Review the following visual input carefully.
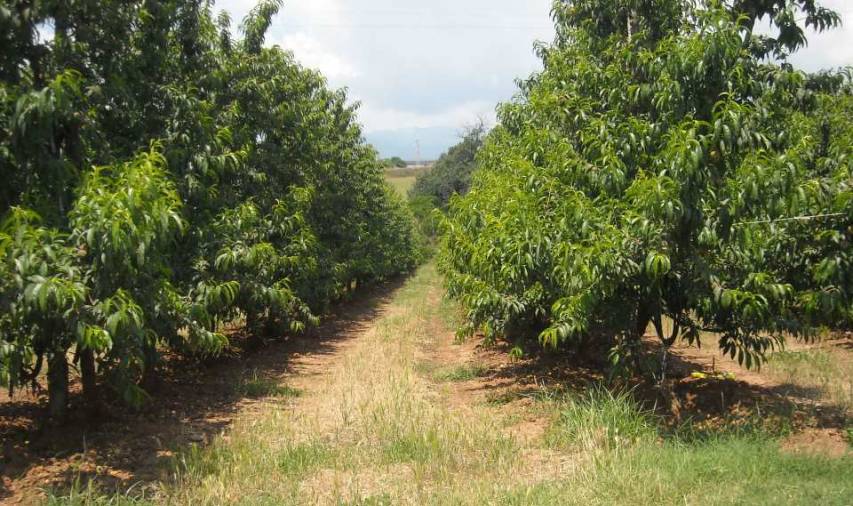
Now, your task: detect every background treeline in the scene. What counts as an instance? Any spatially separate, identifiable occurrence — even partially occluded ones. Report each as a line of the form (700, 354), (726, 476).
(409, 123), (486, 209)
(407, 123), (486, 239)
(440, 0), (852, 375)
(381, 156), (408, 169)
(0, 0), (420, 421)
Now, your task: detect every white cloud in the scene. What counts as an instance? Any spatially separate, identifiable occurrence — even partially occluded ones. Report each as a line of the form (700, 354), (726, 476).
(273, 32), (360, 80)
(254, 0), (554, 134)
(357, 100), (496, 133)
(216, 0), (852, 156)
(757, 0), (853, 71)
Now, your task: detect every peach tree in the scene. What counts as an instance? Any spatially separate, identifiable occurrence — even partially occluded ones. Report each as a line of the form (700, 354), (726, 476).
(440, 0), (851, 374)
(0, 0), (420, 422)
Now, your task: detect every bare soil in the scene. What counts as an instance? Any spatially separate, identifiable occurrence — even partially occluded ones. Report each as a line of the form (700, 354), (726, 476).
(422, 327), (851, 454)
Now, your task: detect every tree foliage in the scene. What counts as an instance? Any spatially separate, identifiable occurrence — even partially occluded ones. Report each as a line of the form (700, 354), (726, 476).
(410, 123), (487, 208)
(381, 156), (408, 169)
(440, 0), (852, 374)
(0, 0), (420, 420)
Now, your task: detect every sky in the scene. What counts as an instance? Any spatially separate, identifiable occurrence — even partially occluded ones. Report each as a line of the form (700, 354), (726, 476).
(217, 0), (853, 160)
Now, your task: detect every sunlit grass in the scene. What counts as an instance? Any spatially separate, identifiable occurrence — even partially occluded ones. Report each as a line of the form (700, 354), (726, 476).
(385, 175), (417, 197)
(154, 263), (521, 504)
(525, 383), (853, 505)
(238, 370), (302, 399)
(765, 348), (852, 413)
(432, 363), (488, 382)
(545, 386), (658, 452)
(495, 436), (853, 505)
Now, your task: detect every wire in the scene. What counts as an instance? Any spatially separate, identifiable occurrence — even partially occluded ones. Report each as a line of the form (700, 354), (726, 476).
(734, 213), (847, 226)
(260, 5), (552, 18)
(272, 8), (853, 31)
(279, 23), (553, 31)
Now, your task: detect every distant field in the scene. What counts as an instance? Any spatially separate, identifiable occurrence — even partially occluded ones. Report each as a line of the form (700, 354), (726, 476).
(384, 165), (431, 178)
(387, 175), (417, 197)
(385, 165), (430, 197)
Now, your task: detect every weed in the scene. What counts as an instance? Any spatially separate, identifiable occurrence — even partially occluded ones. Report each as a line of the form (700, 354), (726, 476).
(342, 494), (393, 506)
(382, 429), (446, 465)
(278, 442), (335, 476)
(239, 371), (302, 399)
(499, 436), (853, 505)
(545, 385), (657, 451)
(433, 363), (487, 382)
(45, 479), (154, 505)
(485, 391), (522, 405)
(170, 439), (239, 490)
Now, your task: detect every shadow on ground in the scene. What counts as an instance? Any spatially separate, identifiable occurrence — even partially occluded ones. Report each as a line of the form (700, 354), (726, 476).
(448, 333), (850, 438)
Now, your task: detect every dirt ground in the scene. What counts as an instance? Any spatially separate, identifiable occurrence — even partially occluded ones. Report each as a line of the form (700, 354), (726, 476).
(423, 328), (852, 459)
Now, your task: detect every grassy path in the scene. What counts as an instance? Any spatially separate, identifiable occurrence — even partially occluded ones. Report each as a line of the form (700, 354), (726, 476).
(157, 263), (569, 504)
(57, 262), (852, 505)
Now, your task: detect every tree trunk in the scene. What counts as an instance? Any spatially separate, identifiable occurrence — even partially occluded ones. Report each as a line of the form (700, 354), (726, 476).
(140, 343), (159, 393)
(631, 301), (651, 372)
(246, 312), (264, 349)
(80, 348), (99, 418)
(47, 351), (69, 424)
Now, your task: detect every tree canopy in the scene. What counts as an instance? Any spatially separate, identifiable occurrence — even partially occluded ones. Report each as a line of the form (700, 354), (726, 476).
(0, 0), (420, 421)
(382, 156), (408, 169)
(440, 0), (852, 374)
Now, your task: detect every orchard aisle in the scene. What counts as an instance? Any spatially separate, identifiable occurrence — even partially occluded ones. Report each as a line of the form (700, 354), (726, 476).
(164, 262), (567, 505)
(51, 262), (853, 505)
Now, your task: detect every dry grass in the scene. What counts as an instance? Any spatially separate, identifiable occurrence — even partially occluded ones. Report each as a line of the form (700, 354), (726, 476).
(156, 264), (563, 505)
(383, 167), (431, 179)
(765, 345), (853, 414)
(385, 175), (417, 197)
(384, 165), (431, 198)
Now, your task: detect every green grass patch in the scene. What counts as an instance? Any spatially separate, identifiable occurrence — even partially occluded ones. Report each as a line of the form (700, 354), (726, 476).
(385, 175), (417, 197)
(238, 371), (302, 399)
(175, 439), (236, 482)
(45, 480), (154, 506)
(499, 436), (853, 505)
(382, 428), (447, 465)
(526, 383), (852, 505)
(438, 295), (465, 330)
(545, 385), (658, 451)
(607, 437), (853, 505)
(433, 363), (488, 382)
(278, 441), (335, 476)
